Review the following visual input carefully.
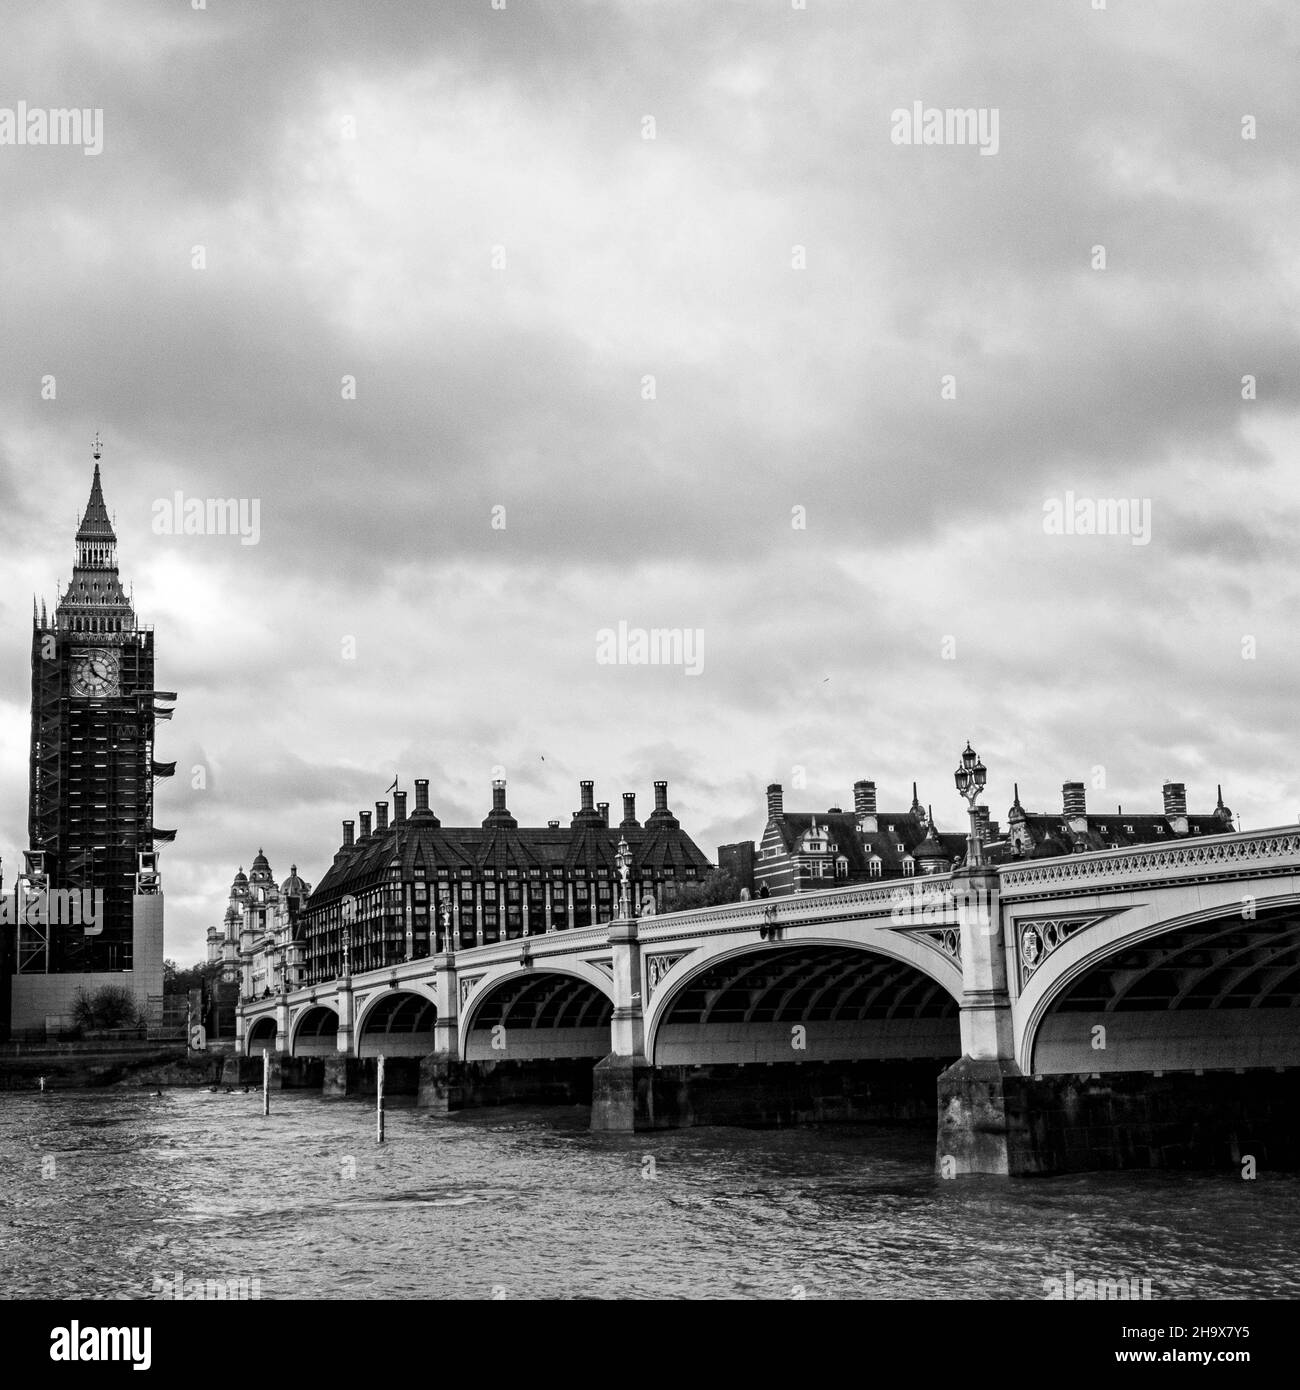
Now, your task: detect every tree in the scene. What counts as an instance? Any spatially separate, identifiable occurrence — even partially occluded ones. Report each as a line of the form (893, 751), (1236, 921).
(661, 868), (743, 912)
(164, 959), (223, 996)
(72, 985), (139, 1029)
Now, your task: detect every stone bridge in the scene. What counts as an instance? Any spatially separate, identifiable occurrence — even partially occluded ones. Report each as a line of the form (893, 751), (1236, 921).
(236, 826), (1300, 1175)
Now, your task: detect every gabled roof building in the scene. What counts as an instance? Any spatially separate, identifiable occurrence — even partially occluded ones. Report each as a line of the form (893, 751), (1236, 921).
(1001, 780), (1235, 858)
(720, 775), (1238, 898)
(297, 777), (711, 983)
(727, 780), (969, 899)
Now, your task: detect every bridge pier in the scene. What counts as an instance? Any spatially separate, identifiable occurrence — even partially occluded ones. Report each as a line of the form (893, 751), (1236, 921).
(417, 1055), (466, 1112)
(590, 918), (649, 1132)
(591, 1057), (655, 1131)
(322, 1056), (363, 1097)
(939, 866), (1027, 1175)
(940, 1065), (1300, 1175)
(417, 952), (462, 1112)
(936, 1058), (1028, 1175)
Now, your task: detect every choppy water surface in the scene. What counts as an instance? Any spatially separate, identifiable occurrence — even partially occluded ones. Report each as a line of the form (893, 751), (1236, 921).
(1, 1090), (1296, 1299)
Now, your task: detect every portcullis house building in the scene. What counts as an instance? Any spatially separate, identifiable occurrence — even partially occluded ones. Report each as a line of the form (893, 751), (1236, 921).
(292, 777), (711, 985)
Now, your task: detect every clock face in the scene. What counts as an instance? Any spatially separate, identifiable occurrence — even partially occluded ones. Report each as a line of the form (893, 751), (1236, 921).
(71, 648), (121, 698)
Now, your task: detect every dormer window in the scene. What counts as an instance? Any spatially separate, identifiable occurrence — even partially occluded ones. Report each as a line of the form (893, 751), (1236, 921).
(868, 855), (882, 879)
(902, 856), (915, 877)
(835, 856), (848, 878)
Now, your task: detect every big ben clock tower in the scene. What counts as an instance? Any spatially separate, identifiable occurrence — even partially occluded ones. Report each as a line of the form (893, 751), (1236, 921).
(22, 437), (175, 995)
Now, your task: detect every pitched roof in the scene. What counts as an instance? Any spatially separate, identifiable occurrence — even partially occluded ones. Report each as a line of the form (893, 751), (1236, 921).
(999, 809), (1232, 859)
(76, 464), (116, 540)
(308, 817), (711, 907)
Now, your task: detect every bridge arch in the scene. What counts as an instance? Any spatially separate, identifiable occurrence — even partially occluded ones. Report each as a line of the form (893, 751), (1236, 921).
(459, 964), (614, 1063)
(643, 935), (962, 1067)
(290, 1004), (339, 1057)
(355, 988), (437, 1058)
(245, 1014), (278, 1056)
(1020, 891), (1300, 1074)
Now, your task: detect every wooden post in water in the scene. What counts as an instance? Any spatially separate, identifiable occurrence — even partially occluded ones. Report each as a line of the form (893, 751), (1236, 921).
(376, 1054), (385, 1144)
(262, 1048), (270, 1116)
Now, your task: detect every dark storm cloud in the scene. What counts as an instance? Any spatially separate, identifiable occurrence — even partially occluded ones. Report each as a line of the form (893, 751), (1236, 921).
(2, 0), (1299, 959)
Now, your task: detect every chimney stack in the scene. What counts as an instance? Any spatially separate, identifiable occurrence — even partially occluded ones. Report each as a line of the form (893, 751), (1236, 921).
(492, 779), (507, 813)
(621, 792), (638, 828)
(653, 781), (669, 814)
(597, 800), (609, 826)
(853, 780), (876, 815)
(393, 790), (407, 823)
(342, 819), (355, 848)
(414, 779), (430, 814)
(376, 801), (389, 832)
(1163, 781), (1188, 834)
(358, 810), (372, 839)
(1062, 781), (1087, 833)
(580, 780), (595, 813)
(767, 783), (784, 820)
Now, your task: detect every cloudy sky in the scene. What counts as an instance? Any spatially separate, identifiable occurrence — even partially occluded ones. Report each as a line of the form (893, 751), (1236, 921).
(2, 0), (1298, 966)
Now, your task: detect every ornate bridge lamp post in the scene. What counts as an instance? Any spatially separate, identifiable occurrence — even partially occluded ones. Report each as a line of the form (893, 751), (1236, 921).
(615, 836), (634, 921)
(953, 741), (988, 867)
(438, 897), (453, 955)
(340, 893), (357, 980)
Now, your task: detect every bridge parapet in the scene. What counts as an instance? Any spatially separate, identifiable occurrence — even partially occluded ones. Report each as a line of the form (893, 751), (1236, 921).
(997, 827), (1300, 900)
(634, 875), (956, 939)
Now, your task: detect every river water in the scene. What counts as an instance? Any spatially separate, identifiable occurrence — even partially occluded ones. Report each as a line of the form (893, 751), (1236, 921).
(1, 1090), (1296, 1300)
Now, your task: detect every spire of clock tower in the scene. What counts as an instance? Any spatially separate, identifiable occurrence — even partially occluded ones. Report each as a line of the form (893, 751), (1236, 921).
(75, 436), (118, 570)
(57, 439), (133, 634)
